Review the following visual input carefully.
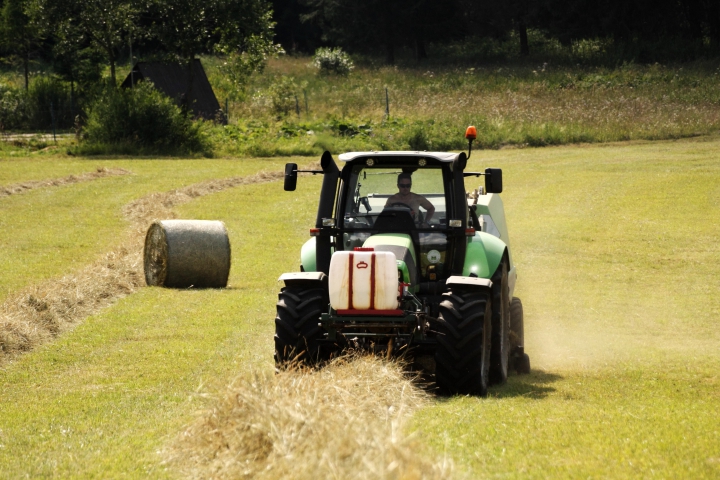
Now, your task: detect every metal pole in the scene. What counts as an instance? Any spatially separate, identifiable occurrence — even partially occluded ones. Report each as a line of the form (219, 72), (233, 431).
(225, 98), (229, 122)
(304, 90), (308, 115)
(295, 95), (300, 117)
(129, 31), (134, 87)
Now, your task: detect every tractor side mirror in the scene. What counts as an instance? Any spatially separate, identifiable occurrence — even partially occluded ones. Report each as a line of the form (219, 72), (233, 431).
(284, 163), (298, 191)
(485, 168), (503, 193)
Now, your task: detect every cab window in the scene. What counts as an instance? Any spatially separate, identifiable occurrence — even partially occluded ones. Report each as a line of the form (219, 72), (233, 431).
(343, 167), (446, 229)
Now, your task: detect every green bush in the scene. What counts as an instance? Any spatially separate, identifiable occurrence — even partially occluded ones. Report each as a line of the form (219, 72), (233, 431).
(268, 76), (299, 116)
(0, 84), (24, 130)
(312, 48), (354, 76)
(0, 77), (75, 131)
(26, 76), (75, 130)
(82, 83), (210, 155)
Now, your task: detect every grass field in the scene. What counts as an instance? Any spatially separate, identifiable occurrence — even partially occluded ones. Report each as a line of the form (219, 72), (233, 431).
(1, 137), (719, 477)
(3, 55), (720, 156)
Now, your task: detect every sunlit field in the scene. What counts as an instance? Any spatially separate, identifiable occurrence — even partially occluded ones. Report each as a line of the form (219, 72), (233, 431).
(0, 136), (719, 477)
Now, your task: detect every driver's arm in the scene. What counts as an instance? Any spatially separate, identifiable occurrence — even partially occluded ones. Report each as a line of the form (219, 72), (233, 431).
(418, 196), (435, 222)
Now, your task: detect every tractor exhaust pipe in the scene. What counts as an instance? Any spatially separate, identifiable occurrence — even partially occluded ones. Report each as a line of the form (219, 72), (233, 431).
(316, 151), (339, 274)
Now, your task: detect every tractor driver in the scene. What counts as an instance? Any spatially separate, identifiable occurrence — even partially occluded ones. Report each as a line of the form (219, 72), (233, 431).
(385, 173), (435, 225)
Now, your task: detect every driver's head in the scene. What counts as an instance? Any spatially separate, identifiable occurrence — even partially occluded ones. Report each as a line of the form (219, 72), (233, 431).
(397, 173), (412, 192)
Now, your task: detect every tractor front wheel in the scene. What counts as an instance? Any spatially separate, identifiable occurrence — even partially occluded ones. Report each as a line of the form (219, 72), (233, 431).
(274, 286), (327, 367)
(434, 289), (492, 396)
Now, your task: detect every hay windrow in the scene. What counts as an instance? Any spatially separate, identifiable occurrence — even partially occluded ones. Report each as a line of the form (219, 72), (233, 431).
(0, 167), (132, 198)
(0, 166), (300, 362)
(123, 169), (287, 230)
(168, 355), (453, 480)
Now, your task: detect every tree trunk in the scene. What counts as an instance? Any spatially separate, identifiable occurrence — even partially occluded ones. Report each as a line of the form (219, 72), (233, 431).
(518, 21), (529, 56)
(385, 41), (395, 65)
(708, 1), (720, 48)
(415, 34), (427, 61)
(23, 52), (29, 91)
(108, 47), (117, 87)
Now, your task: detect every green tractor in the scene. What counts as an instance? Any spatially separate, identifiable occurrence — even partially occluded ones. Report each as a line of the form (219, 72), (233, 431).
(276, 129), (529, 395)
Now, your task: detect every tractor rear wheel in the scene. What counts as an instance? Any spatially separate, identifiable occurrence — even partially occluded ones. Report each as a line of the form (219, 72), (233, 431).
(510, 296), (524, 350)
(489, 259), (510, 385)
(274, 286), (327, 367)
(516, 353), (531, 375)
(434, 289), (491, 396)
(509, 297), (530, 374)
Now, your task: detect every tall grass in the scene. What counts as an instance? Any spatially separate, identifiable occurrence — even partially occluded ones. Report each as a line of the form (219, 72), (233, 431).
(203, 56), (720, 156)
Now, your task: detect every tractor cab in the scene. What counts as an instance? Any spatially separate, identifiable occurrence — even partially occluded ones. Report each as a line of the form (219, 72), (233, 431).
(338, 154), (455, 290)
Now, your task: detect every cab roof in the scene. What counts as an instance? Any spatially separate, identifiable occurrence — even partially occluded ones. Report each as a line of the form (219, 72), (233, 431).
(338, 151), (460, 163)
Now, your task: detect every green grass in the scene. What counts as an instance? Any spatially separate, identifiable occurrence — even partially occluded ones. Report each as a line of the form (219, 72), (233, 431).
(1, 137), (719, 477)
(413, 136), (720, 477)
(0, 157), (287, 301)
(0, 178), (320, 477)
(200, 56), (720, 156)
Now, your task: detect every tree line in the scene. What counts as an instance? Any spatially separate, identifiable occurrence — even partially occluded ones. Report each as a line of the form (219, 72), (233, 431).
(2, 0), (719, 94)
(273, 0), (720, 63)
(0, 0), (275, 92)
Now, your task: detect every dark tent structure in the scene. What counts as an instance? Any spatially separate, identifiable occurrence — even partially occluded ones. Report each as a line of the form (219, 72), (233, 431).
(121, 59), (224, 122)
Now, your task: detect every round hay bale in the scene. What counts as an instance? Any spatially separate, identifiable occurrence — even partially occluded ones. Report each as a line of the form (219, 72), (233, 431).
(144, 220), (231, 288)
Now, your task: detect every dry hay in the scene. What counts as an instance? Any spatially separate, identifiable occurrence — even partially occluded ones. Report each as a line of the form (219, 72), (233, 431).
(168, 355), (453, 480)
(0, 167), (295, 362)
(0, 247), (143, 356)
(123, 170), (286, 229)
(0, 167), (132, 198)
(144, 220), (231, 288)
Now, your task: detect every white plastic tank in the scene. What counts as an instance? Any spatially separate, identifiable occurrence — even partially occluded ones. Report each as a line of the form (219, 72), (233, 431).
(329, 249), (398, 311)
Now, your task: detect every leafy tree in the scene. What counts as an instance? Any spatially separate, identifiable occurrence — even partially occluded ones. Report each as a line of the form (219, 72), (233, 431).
(146, 0), (276, 109)
(1, 0), (43, 89)
(272, 0), (322, 53)
(302, 0), (459, 64)
(31, 0), (137, 86)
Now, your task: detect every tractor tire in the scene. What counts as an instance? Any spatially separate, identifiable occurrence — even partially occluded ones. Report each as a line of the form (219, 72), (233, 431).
(274, 286), (327, 367)
(489, 259), (510, 385)
(510, 296), (524, 349)
(516, 353), (531, 375)
(509, 297), (530, 375)
(434, 288), (492, 396)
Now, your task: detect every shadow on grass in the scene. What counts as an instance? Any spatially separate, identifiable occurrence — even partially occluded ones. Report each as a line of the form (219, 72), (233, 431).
(488, 370), (563, 399)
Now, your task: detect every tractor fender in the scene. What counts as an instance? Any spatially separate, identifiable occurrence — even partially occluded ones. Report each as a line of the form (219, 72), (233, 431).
(447, 276), (493, 289)
(462, 232), (507, 280)
(301, 237), (317, 272)
(278, 271), (327, 289)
